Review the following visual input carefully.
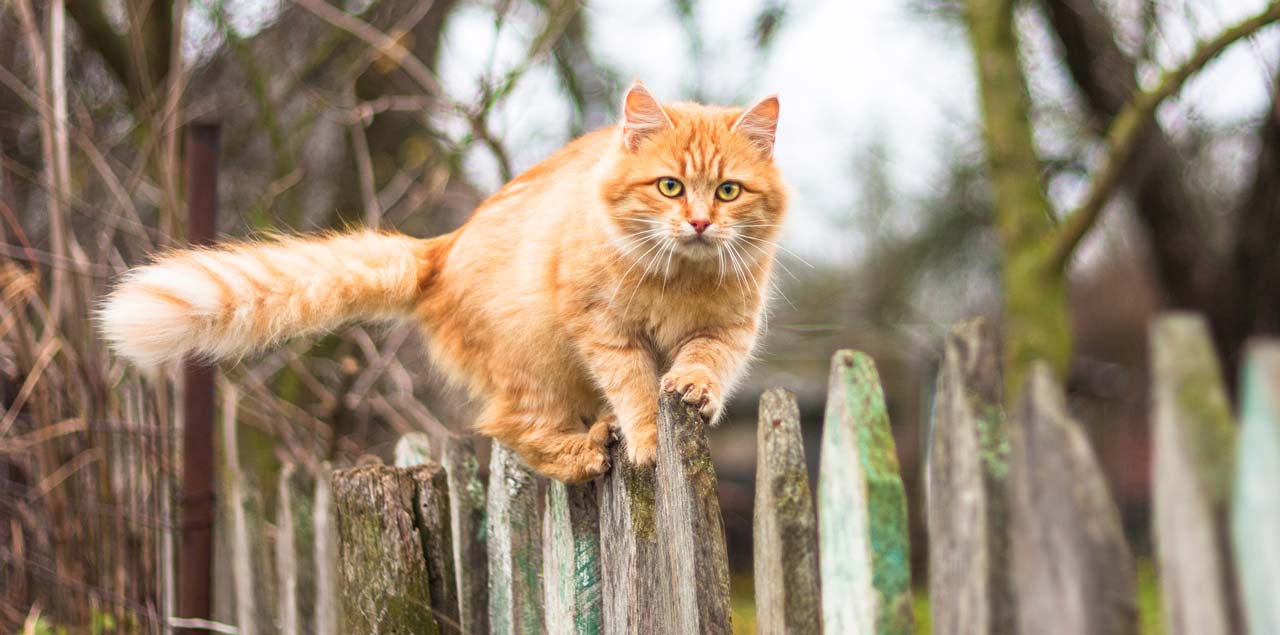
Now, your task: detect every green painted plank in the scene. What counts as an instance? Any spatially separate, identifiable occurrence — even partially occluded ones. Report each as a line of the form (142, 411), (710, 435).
(818, 350), (913, 635)
(927, 319), (1013, 635)
(1150, 314), (1240, 635)
(544, 481), (603, 635)
(487, 442), (544, 635)
(754, 388), (821, 634)
(1233, 341), (1280, 635)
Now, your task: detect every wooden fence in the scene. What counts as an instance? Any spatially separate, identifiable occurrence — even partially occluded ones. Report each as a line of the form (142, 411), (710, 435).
(213, 311), (1280, 634)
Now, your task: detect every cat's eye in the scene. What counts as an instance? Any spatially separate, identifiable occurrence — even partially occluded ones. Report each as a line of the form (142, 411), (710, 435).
(716, 182), (741, 202)
(657, 177), (684, 198)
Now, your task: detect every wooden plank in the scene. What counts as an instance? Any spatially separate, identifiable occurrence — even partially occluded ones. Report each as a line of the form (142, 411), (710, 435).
(1234, 341), (1280, 635)
(395, 436), (464, 635)
(442, 436), (488, 635)
(332, 465), (440, 635)
(276, 463), (301, 635)
(1009, 364), (1137, 635)
(544, 481), (603, 635)
(655, 392), (733, 634)
(926, 319), (1013, 635)
(753, 388), (821, 634)
(486, 442), (544, 635)
(599, 433), (663, 634)
(1150, 314), (1241, 635)
(818, 350), (913, 635)
(313, 462), (339, 635)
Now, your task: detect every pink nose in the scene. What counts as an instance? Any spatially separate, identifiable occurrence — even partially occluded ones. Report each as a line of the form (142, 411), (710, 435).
(689, 219), (711, 234)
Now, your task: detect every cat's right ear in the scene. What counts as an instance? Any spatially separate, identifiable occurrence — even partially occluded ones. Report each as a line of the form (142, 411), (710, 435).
(621, 82), (671, 151)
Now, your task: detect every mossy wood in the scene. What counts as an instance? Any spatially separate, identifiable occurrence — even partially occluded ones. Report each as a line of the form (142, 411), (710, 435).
(1009, 365), (1137, 635)
(395, 436), (463, 635)
(599, 433), (663, 634)
(1150, 315), (1241, 635)
(487, 442), (545, 635)
(818, 350), (914, 635)
(927, 319), (1013, 635)
(332, 464), (443, 635)
(544, 481), (603, 635)
(655, 392), (733, 634)
(753, 388), (821, 634)
(442, 436), (489, 635)
(1234, 342), (1280, 635)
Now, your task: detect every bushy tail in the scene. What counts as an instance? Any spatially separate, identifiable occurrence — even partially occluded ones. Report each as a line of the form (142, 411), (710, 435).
(98, 230), (449, 369)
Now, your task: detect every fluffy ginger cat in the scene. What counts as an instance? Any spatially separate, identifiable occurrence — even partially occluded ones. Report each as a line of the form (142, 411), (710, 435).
(99, 82), (787, 482)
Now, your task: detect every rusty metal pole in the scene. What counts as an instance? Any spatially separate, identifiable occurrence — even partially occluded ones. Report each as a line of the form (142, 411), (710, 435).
(179, 123), (219, 634)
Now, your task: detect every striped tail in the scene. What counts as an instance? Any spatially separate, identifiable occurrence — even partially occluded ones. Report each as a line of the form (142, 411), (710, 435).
(98, 230), (450, 369)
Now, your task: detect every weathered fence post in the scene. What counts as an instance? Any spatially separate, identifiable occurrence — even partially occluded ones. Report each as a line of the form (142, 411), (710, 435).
(276, 463), (300, 635)
(313, 462), (339, 635)
(599, 436), (662, 634)
(442, 437), (488, 635)
(332, 458), (458, 635)
(396, 435), (462, 635)
(1150, 314), (1241, 635)
(487, 443), (544, 634)
(1234, 341), (1280, 635)
(1009, 364), (1136, 635)
(544, 481), (603, 635)
(600, 394), (732, 634)
(818, 350), (913, 635)
(655, 392), (733, 634)
(753, 388), (821, 634)
(927, 319), (1013, 635)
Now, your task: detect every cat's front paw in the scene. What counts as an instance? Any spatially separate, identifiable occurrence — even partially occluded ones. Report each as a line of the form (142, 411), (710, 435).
(661, 368), (722, 423)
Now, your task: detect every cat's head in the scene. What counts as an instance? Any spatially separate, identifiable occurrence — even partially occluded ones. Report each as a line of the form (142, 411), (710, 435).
(601, 82), (787, 269)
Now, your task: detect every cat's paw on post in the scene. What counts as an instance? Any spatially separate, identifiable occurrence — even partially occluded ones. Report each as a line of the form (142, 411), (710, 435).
(661, 368), (723, 423)
(625, 425), (658, 467)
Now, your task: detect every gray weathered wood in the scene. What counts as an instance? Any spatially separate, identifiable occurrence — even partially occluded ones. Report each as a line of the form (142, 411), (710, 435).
(399, 442), (463, 635)
(818, 350), (914, 635)
(1010, 364), (1137, 635)
(599, 433), (663, 635)
(486, 442), (544, 635)
(313, 462), (339, 635)
(753, 388), (821, 635)
(276, 463), (301, 635)
(544, 481), (603, 635)
(927, 319), (1013, 635)
(655, 392), (733, 634)
(442, 436), (488, 635)
(332, 465), (440, 635)
(1150, 314), (1241, 635)
(1234, 341), (1280, 635)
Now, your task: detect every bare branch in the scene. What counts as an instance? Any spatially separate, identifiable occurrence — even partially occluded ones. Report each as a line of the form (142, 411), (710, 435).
(292, 0), (445, 98)
(1052, 1), (1280, 270)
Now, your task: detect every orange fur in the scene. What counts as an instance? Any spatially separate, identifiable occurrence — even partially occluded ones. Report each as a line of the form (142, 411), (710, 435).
(99, 83), (788, 482)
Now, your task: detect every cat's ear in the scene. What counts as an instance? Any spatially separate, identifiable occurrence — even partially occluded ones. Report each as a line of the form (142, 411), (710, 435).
(732, 95), (780, 157)
(621, 82), (671, 151)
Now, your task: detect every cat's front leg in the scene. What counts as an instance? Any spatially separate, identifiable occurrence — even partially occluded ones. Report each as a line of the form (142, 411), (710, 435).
(661, 323), (757, 424)
(578, 332), (662, 466)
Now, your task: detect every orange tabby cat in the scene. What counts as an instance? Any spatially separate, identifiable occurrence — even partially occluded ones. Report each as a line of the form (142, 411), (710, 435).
(99, 83), (787, 482)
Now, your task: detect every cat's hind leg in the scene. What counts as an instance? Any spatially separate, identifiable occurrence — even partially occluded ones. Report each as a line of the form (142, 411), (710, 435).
(474, 401), (612, 483)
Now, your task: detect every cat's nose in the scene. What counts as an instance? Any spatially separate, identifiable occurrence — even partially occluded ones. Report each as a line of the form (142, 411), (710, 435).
(688, 219), (711, 234)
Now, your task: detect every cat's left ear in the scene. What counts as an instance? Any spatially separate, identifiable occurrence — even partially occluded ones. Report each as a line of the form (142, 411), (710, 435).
(732, 95), (780, 157)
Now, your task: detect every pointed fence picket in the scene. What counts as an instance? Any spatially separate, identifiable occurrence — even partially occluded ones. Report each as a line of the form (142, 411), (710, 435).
(199, 312), (1280, 635)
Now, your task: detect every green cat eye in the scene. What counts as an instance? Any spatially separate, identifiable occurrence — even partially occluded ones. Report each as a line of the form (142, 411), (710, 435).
(716, 181), (741, 202)
(657, 177), (684, 198)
